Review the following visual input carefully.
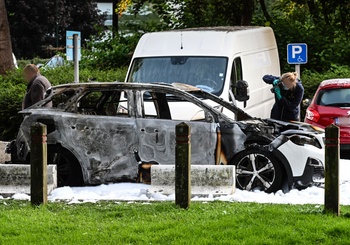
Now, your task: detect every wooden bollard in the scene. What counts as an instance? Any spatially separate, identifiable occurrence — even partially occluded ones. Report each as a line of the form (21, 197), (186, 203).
(175, 122), (191, 209)
(324, 124), (340, 215)
(30, 123), (48, 206)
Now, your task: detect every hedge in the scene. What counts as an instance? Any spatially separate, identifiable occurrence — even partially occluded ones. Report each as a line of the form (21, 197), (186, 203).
(1, 64), (350, 141)
(0, 66), (127, 141)
(302, 64), (350, 99)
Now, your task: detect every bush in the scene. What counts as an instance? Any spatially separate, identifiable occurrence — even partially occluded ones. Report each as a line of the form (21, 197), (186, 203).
(302, 64), (350, 99)
(0, 69), (26, 141)
(40, 65), (128, 85)
(0, 66), (128, 141)
(1, 62), (348, 141)
(299, 64), (350, 119)
(82, 34), (141, 70)
(17, 58), (50, 69)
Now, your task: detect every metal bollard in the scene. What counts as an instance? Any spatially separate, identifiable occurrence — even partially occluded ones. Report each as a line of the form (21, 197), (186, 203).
(324, 124), (340, 215)
(30, 123), (48, 206)
(175, 122), (191, 209)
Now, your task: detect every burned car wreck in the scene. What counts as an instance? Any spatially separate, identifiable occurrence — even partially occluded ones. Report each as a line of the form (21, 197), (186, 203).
(7, 82), (325, 193)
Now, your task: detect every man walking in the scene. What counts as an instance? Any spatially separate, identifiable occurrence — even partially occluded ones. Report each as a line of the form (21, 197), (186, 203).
(22, 64), (52, 109)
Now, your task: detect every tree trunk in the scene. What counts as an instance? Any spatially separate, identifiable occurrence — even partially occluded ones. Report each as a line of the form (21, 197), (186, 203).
(258, 0), (274, 25)
(0, 0), (14, 75)
(241, 0), (254, 26)
(306, 0), (322, 26)
(320, 0), (330, 25)
(112, 0), (119, 34)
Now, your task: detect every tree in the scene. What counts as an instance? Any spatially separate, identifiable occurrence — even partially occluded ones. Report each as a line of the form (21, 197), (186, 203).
(0, 0), (14, 74)
(129, 0), (255, 28)
(254, 0), (350, 71)
(168, 0), (255, 27)
(241, 0), (254, 25)
(5, 0), (106, 59)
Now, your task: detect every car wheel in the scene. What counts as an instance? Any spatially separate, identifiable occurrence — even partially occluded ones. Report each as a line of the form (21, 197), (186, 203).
(230, 147), (283, 193)
(50, 148), (84, 187)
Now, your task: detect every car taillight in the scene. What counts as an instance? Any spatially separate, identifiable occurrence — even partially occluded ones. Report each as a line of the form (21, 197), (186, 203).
(306, 108), (320, 122)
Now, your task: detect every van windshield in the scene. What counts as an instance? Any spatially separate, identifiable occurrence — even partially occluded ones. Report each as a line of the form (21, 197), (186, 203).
(127, 56), (228, 96)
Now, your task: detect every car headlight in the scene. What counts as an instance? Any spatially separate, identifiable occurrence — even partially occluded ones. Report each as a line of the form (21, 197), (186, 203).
(289, 135), (322, 149)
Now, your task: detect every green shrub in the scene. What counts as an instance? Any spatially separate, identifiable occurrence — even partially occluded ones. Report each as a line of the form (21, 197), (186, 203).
(299, 64), (350, 119)
(17, 58), (49, 69)
(0, 66), (128, 141)
(0, 69), (25, 140)
(1, 62), (349, 141)
(82, 34), (141, 70)
(40, 66), (128, 85)
(302, 64), (350, 99)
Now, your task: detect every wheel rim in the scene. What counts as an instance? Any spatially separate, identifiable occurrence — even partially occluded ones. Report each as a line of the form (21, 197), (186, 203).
(53, 152), (72, 187)
(236, 153), (276, 191)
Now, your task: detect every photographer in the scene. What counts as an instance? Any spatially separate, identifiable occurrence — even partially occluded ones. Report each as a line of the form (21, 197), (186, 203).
(263, 72), (304, 121)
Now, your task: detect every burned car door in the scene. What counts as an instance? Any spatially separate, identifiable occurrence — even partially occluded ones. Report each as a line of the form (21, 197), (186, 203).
(62, 89), (139, 184)
(135, 90), (218, 165)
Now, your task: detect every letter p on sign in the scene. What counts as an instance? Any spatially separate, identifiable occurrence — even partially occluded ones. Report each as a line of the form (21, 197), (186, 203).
(292, 46), (302, 58)
(287, 43), (307, 64)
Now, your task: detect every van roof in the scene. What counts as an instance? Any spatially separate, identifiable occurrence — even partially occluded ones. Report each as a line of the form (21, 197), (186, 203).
(167, 26), (260, 33)
(132, 26), (277, 58)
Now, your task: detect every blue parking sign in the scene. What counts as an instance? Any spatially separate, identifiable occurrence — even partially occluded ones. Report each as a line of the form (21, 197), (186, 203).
(287, 43), (307, 64)
(66, 30), (81, 61)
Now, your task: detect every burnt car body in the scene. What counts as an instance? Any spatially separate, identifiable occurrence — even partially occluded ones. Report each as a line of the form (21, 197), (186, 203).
(7, 82), (325, 192)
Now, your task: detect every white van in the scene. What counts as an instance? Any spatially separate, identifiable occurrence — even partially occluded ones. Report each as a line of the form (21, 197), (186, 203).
(125, 26), (280, 119)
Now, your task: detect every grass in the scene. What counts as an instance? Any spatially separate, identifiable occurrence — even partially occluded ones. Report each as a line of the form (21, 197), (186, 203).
(0, 201), (349, 244)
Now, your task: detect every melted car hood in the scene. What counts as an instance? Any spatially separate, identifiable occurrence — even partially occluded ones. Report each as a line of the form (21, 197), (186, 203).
(264, 118), (325, 134)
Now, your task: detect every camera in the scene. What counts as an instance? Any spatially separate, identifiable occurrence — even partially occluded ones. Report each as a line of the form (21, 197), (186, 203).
(270, 80), (282, 93)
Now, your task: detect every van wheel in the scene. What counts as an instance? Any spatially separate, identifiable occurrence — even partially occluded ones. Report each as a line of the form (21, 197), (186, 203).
(229, 147), (283, 193)
(49, 148), (84, 187)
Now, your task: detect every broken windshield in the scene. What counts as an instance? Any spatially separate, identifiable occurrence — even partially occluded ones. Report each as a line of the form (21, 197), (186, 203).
(127, 56), (228, 96)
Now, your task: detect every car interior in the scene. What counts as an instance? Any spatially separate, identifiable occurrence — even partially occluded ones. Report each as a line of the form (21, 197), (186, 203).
(76, 90), (129, 116)
(65, 88), (213, 122)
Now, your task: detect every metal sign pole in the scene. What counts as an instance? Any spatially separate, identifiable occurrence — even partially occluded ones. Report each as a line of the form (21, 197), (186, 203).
(73, 34), (79, 83)
(287, 43), (307, 121)
(295, 64), (300, 79)
(296, 64), (301, 120)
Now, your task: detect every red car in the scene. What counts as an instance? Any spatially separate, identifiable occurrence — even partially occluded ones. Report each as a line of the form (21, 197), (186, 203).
(305, 79), (350, 154)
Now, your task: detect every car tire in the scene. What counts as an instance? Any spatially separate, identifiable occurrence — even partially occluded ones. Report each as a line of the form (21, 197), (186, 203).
(229, 147), (283, 193)
(49, 147), (84, 187)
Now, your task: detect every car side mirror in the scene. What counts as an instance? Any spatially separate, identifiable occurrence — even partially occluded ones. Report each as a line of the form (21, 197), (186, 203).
(303, 98), (311, 108)
(234, 80), (250, 107)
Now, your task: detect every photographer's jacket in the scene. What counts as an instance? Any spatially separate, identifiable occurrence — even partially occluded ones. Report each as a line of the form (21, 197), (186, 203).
(22, 74), (52, 109)
(263, 75), (304, 121)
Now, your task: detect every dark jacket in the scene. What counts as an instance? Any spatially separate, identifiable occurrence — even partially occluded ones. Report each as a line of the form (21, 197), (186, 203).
(263, 74), (304, 121)
(22, 74), (52, 109)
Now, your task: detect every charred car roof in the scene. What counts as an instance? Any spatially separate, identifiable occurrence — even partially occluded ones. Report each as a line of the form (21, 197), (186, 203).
(29, 82), (254, 121)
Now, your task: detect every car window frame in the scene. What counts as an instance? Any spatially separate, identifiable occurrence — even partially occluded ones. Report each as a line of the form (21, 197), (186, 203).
(137, 88), (219, 123)
(65, 88), (135, 118)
